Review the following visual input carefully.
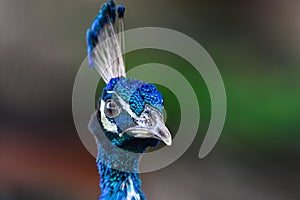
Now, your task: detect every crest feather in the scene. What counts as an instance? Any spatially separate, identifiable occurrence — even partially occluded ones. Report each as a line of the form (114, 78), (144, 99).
(86, 0), (126, 83)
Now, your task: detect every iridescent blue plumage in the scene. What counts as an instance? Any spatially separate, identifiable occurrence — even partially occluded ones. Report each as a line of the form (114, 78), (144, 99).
(102, 78), (163, 116)
(98, 164), (146, 200)
(99, 77), (163, 151)
(86, 1), (172, 200)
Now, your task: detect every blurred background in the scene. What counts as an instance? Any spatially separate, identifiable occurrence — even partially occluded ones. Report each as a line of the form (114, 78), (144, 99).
(0, 0), (300, 199)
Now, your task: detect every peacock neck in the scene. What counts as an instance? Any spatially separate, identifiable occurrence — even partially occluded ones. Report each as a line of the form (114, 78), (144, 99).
(97, 151), (146, 200)
(89, 113), (148, 199)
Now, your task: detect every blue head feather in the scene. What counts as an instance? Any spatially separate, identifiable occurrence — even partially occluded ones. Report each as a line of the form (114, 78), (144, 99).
(102, 77), (163, 116)
(99, 77), (163, 151)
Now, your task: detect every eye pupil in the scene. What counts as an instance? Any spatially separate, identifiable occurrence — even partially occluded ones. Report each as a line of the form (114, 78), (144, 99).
(105, 100), (120, 118)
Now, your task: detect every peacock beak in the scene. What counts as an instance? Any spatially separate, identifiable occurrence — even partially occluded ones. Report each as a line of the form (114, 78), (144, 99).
(123, 105), (172, 146)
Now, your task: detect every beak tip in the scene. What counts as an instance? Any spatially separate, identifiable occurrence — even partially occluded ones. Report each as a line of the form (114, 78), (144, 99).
(164, 139), (172, 146)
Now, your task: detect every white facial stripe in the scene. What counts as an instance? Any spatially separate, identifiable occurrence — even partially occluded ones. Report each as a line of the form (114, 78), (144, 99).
(100, 100), (118, 133)
(108, 91), (164, 123)
(109, 92), (138, 119)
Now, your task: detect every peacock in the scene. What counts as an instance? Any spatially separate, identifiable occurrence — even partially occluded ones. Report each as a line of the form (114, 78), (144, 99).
(86, 1), (172, 199)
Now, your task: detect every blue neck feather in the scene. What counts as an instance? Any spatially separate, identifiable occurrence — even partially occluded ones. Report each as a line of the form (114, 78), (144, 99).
(97, 160), (146, 200)
(96, 143), (146, 200)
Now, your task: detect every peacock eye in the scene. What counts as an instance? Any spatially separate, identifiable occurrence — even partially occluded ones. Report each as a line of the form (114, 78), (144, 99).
(104, 99), (121, 118)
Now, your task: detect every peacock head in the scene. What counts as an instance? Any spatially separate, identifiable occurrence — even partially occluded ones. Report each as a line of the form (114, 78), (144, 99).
(97, 77), (172, 153)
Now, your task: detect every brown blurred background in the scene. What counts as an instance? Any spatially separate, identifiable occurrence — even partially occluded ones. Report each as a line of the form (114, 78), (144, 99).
(0, 0), (300, 199)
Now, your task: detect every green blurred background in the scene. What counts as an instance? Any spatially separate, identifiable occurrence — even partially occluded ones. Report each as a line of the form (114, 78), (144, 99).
(0, 0), (299, 199)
